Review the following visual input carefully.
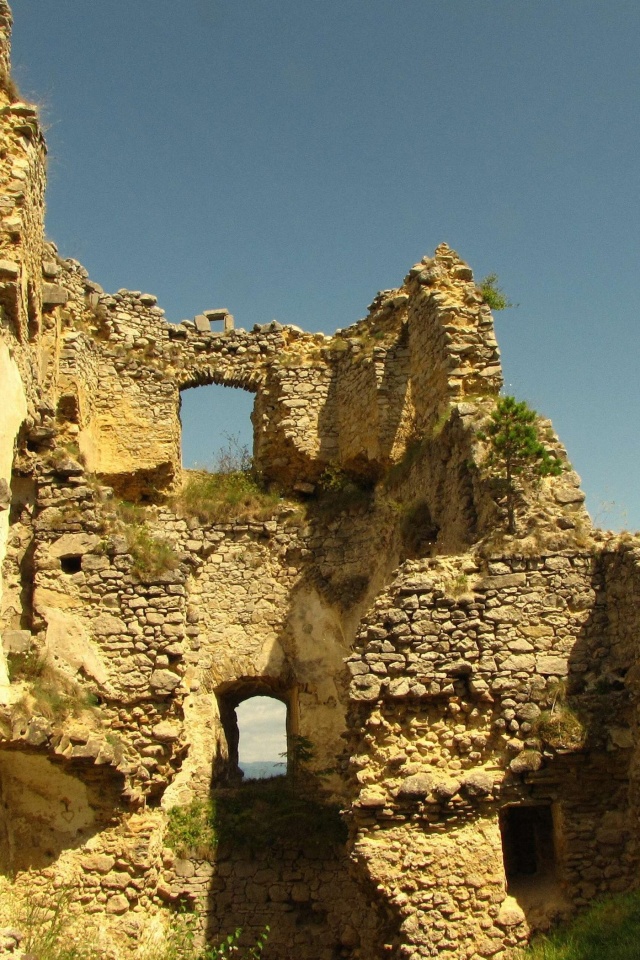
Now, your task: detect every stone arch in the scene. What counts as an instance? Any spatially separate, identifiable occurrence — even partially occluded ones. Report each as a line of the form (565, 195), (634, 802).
(214, 676), (297, 783)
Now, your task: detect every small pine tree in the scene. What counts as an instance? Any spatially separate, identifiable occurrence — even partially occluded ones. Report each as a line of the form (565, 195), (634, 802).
(480, 396), (563, 534)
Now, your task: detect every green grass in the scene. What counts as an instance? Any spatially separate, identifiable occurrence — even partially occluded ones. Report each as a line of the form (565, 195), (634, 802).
(166, 799), (217, 859)
(111, 500), (180, 580)
(176, 470), (281, 524)
(522, 890), (640, 960)
(534, 705), (586, 750)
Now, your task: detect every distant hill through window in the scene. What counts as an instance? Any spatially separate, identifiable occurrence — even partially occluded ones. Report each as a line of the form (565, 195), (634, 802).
(236, 696), (287, 781)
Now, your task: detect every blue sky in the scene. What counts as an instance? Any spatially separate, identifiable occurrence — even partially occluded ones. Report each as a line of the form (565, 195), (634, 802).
(10, 0), (640, 530)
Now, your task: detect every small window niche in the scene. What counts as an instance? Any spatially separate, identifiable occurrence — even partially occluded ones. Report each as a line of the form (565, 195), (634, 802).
(60, 555), (82, 575)
(500, 803), (558, 893)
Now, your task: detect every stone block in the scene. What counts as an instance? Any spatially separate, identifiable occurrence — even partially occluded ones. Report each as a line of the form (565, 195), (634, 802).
(42, 260), (60, 278)
(2, 629), (32, 654)
(0, 259), (19, 278)
(194, 314), (210, 333)
(396, 773), (434, 799)
(42, 283), (69, 306)
(149, 669), (181, 692)
(536, 655), (568, 676)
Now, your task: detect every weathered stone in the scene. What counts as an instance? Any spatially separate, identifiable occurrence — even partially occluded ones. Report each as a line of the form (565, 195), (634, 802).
(509, 750), (543, 774)
(396, 773), (434, 799)
(42, 282), (69, 306)
(82, 854), (116, 874)
(0, 259), (19, 278)
(536, 655), (568, 676)
(149, 669), (181, 692)
(1, 629), (31, 654)
(460, 771), (493, 798)
(105, 894), (129, 915)
(152, 721), (181, 742)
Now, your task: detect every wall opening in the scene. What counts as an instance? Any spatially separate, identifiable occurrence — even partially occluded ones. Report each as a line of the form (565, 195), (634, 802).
(236, 696), (287, 780)
(60, 555), (82, 575)
(500, 804), (557, 891)
(179, 383), (255, 470)
(215, 678), (294, 784)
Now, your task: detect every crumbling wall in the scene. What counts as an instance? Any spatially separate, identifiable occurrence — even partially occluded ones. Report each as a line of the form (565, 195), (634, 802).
(0, 3), (637, 958)
(345, 550), (638, 958)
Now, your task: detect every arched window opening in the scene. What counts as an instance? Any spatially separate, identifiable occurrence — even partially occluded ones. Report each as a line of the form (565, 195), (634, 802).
(180, 383), (254, 470)
(236, 696), (287, 780)
(215, 679), (294, 784)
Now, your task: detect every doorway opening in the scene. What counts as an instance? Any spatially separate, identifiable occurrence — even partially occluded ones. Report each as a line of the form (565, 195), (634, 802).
(500, 803), (558, 890)
(236, 696), (287, 780)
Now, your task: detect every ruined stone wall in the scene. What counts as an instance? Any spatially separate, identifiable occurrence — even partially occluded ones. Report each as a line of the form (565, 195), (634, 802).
(0, 4), (639, 958)
(345, 549), (638, 958)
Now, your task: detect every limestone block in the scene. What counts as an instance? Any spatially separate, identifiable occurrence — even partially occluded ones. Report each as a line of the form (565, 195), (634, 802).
(0, 258), (18, 278)
(82, 854), (116, 874)
(42, 259), (60, 277)
(152, 721), (181, 742)
(42, 282), (69, 306)
(460, 770), (493, 798)
(149, 669), (181, 692)
(431, 778), (461, 802)
(105, 894), (129, 915)
(351, 674), (381, 700)
(44, 608), (109, 685)
(536, 655), (568, 676)
(2, 628), (31, 654)
(496, 897), (526, 928)
(194, 314), (210, 333)
(396, 773), (434, 799)
(509, 750), (543, 775)
(49, 532), (100, 558)
(91, 612), (127, 636)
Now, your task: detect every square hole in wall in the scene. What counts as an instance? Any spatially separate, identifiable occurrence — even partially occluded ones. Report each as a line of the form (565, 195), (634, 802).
(60, 555), (82, 574)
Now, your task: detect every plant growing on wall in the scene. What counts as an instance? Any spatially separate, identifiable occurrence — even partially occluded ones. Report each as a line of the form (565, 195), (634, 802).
(479, 273), (516, 311)
(479, 396), (563, 534)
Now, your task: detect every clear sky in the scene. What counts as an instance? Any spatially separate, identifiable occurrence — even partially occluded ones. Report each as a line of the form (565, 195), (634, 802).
(9, 0), (640, 530)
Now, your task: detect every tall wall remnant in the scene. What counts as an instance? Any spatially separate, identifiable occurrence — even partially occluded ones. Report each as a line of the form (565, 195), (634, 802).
(0, 4), (638, 958)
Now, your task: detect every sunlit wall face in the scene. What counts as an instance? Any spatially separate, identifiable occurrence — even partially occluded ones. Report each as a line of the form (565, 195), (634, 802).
(236, 696), (287, 780)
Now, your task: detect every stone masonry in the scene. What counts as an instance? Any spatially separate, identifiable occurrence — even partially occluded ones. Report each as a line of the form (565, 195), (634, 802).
(0, 4), (639, 959)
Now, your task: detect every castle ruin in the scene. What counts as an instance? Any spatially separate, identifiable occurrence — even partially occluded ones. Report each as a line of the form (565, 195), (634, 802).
(0, 4), (639, 958)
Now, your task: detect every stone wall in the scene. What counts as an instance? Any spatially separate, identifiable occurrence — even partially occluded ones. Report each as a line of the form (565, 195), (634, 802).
(0, 3), (639, 958)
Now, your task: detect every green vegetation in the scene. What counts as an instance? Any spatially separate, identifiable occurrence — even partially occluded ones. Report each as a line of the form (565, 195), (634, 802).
(12, 887), (101, 960)
(313, 463), (373, 514)
(479, 273), (516, 311)
(535, 704), (585, 750)
(522, 890), (640, 960)
(166, 799), (217, 859)
(175, 437), (281, 524)
(479, 396), (563, 533)
(147, 912), (269, 960)
(125, 522), (180, 580)
(10, 658), (100, 724)
(177, 470), (280, 524)
(112, 500), (180, 580)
